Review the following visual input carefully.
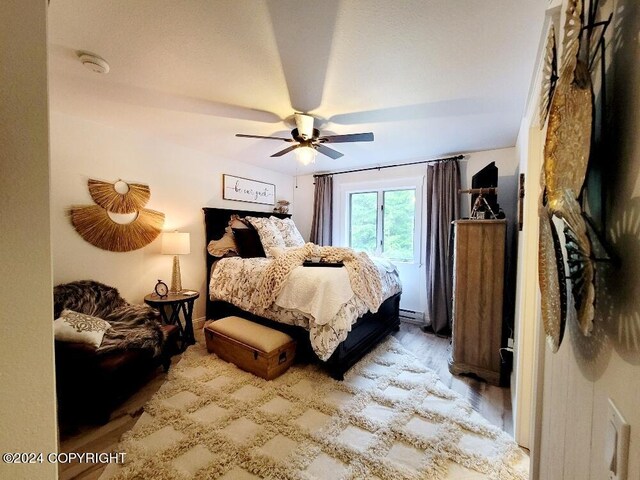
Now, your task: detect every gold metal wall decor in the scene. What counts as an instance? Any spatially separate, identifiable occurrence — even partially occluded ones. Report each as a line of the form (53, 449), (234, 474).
(71, 179), (165, 252)
(539, 24), (558, 130)
(538, 200), (567, 350)
(539, 0), (596, 351)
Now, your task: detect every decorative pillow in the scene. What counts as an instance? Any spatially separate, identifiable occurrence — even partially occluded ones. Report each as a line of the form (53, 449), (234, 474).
(245, 216), (286, 257)
(270, 216), (305, 247)
(207, 226), (238, 257)
(228, 214), (251, 229)
(54, 309), (111, 348)
(232, 227), (266, 258)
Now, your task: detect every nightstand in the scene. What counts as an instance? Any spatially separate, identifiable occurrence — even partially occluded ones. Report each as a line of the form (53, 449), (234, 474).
(144, 291), (200, 350)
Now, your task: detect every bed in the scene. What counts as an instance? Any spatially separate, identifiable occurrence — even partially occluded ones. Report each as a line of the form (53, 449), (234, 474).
(203, 207), (401, 379)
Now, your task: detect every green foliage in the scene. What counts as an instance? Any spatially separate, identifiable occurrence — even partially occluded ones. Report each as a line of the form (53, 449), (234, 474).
(349, 189), (415, 261)
(383, 189), (415, 261)
(350, 192), (377, 254)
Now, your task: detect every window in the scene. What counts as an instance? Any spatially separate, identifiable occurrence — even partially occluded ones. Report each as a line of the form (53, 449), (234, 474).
(348, 188), (416, 262)
(382, 189), (416, 261)
(349, 192), (377, 253)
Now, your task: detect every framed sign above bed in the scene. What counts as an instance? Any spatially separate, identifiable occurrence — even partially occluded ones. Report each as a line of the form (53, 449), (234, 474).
(223, 174), (275, 205)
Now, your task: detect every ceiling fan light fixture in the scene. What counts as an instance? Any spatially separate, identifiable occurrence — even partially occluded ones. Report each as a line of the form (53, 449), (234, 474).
(294, 113), (314, 140)
(236, 112), (373, 161)
(295, 145), (317, 165)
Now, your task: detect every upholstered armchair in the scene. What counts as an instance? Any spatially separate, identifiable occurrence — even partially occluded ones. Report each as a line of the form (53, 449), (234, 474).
(53, 280), (179, 424)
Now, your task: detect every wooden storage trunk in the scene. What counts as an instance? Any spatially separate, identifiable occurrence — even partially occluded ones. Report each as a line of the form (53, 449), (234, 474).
(204, 316), (296, 380)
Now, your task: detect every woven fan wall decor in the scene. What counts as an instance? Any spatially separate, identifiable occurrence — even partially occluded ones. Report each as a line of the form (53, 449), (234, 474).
(88, 179), (151, 213)
(70, 179), (165, 252)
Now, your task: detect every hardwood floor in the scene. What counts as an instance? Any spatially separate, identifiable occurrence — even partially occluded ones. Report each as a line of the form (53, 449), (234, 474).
(58, 323), (513, 479)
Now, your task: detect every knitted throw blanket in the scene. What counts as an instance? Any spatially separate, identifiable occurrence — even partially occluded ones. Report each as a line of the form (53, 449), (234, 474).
(256, 243), (384, 313)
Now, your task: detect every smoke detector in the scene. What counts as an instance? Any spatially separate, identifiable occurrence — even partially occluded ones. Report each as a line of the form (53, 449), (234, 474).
(77, 52), (110, 74)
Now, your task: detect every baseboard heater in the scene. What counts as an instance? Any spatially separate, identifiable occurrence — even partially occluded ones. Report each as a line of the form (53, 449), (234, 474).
(399, 309), (425, 325)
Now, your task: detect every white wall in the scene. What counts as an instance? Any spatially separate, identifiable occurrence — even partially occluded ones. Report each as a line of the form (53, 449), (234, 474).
(292, 174), (316, 242)
(0, 1), (58, 478)
(50, 112), (295, 321)
(512, 119), (545, 452)
(294, 147), (519, 316)
(527, 0), (640, 477)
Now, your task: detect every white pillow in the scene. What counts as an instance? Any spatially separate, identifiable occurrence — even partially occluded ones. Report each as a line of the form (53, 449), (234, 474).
(245, 216), (286, 257)
(270, 216), (305, 247)
(54, 309), (111, 348)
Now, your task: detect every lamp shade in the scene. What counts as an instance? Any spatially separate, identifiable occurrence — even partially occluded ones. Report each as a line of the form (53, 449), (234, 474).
(161, 232), (190, 255)
(295, 146), (317, 165)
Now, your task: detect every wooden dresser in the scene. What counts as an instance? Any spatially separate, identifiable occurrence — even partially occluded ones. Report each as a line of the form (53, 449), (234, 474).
(449, 219), (506, 385)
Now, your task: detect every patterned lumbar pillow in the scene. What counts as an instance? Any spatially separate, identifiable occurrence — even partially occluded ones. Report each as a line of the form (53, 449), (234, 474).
(245, 216), (286, 257)
(54, 309), (111, 348)
(270, 216), (305, 247)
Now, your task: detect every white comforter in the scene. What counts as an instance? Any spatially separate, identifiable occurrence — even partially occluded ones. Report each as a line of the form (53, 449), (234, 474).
(275, 266), (353, 328)
(209, 256), (401, 360)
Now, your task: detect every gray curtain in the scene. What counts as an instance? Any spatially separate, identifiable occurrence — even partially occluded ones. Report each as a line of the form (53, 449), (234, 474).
(425, 160), (460, 334)
(310, 175), (333, 245)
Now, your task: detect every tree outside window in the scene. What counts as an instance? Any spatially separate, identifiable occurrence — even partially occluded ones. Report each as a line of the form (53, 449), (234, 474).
(349, 188), (415, 262)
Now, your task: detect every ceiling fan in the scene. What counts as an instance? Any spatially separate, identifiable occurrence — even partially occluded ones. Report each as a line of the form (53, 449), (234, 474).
(235, 113), (374, 163)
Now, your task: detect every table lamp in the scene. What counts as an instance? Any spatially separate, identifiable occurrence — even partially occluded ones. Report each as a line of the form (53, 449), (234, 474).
(161, 231), (190, 293)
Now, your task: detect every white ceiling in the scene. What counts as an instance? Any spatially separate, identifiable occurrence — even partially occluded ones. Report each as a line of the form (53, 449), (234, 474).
(48, 0), (546, 176)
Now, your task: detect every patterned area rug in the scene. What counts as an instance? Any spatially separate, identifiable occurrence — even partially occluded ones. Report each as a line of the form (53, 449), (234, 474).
(101, 338), (528, 480)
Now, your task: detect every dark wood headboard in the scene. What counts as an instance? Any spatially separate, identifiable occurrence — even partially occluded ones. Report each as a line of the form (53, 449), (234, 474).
(202, 207), (291, 320)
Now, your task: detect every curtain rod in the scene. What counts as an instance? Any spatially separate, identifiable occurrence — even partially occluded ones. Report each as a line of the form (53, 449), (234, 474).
(312, 154), (465, 178)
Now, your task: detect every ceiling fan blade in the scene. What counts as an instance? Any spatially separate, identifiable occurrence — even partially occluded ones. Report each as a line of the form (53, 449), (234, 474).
(319, 132), (374, 143)
(316, 144), (343, 159)
(236, 134), (294, 142)
(266, 1), (340, 112)
(271, 144), (301, 157)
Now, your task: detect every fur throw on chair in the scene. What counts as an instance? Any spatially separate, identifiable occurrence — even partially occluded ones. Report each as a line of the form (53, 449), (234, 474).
(54, 280), (165, 357)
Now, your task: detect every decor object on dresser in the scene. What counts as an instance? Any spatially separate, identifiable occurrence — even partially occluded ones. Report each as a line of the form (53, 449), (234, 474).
(53, 280), (179, 424)
(468, 161), (501, 219)
(204, 316), (296, 380)
(144, 290), (199, 350)
(102, 337), (528, 480)
(222, 174), (275, 205)
(449, 219), (506, 386)
(203, 207), (402, 380)
(461, 187), (500, 220)
(70, 178), (165, 252)
(161, 231), (190, 293)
